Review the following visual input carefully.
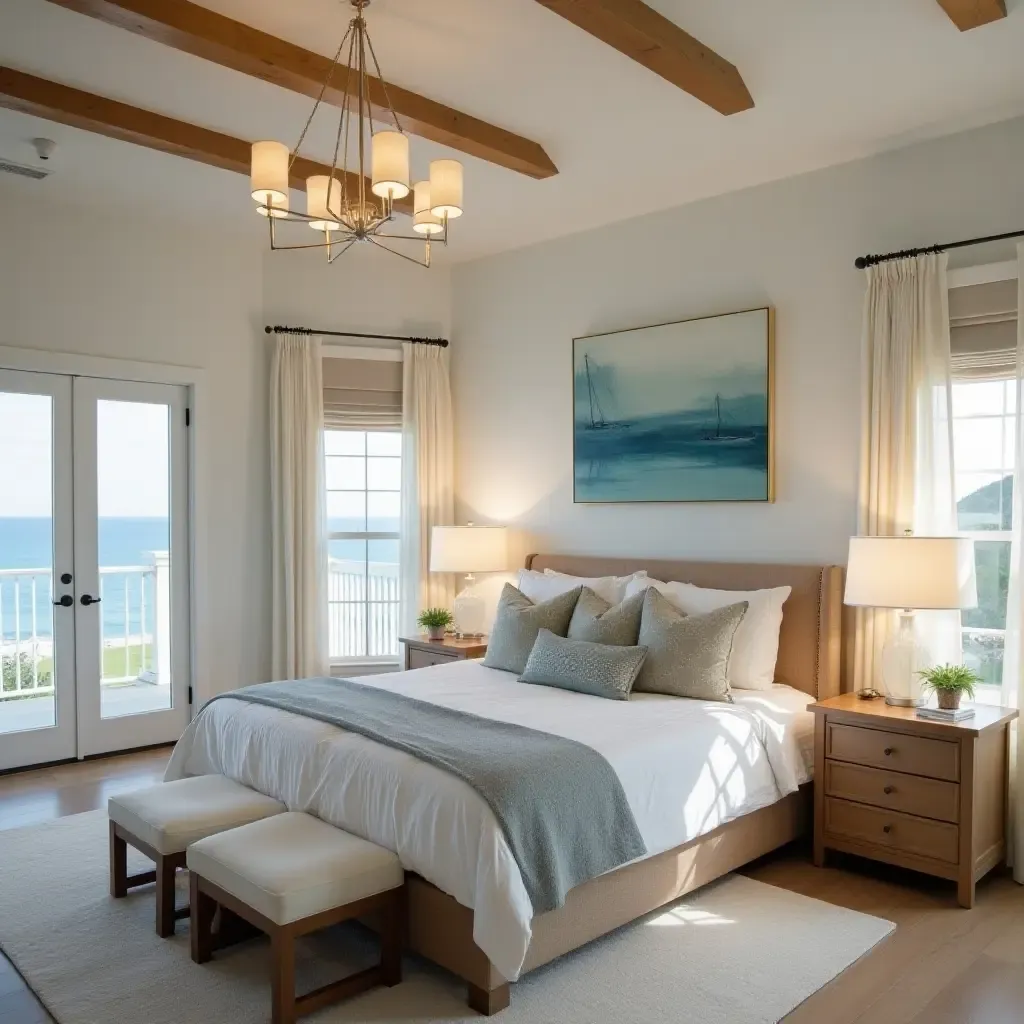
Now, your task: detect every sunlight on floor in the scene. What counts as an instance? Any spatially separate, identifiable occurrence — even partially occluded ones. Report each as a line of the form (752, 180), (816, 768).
(646, 906), (736, 928)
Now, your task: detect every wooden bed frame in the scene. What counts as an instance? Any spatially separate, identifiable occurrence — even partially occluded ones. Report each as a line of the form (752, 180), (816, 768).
(403, 554), (844, 1014)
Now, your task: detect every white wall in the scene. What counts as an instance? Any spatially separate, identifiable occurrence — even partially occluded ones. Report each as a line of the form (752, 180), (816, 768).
(451, 116), (1024, 574)
(0, 187), (268, 702)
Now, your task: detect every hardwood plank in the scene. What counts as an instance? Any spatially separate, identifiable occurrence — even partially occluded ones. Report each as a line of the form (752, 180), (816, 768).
(935, 0), (1007, 31)
(0, 67), (413, 215)
(44, 0), (558, 179)
(532, 0), (753, 115)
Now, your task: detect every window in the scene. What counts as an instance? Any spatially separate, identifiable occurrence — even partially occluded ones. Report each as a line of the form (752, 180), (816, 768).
(325, 429), (401, 662)
(952, 378), (1014, 698)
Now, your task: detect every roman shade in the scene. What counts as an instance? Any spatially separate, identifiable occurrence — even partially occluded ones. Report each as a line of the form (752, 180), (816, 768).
(322, 354), (402, 428)
(949, 278), (1018, 380)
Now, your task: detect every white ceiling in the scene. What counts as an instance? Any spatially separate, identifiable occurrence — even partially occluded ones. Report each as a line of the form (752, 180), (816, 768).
(2, 0), (1024, 261)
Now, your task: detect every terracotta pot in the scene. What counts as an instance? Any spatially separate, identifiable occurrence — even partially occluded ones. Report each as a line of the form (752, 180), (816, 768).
(936, 689), (961, 711)
(426, 625), (447, 641)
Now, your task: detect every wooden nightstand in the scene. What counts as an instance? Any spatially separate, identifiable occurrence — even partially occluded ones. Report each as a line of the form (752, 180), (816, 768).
(811, 693), (1018, 907)
(401, 635), (488, 671)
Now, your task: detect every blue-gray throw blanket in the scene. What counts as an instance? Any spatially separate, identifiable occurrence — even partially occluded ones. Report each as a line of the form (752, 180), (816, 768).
(206, 677), (646, 913)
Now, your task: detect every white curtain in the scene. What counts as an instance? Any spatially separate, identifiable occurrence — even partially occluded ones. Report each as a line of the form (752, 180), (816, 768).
(270, 335), (328, 679)
(399, 342), (455, 635)
(854, 253), (958, 690)
(1002, 242), (1024, 882)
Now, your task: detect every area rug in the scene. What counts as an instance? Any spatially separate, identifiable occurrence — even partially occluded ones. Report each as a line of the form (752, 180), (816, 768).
(0, 810), (894, 1024)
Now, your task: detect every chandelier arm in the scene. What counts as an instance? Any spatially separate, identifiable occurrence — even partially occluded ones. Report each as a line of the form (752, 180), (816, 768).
(328, 24), (357, 213)
(367, 235), (430, 268)
(328, 238), (359, 264)
(373, 231), (447, 245)
(266, 234), (358, 252)
(290, 21), (353, 169)
(356, 14), (368, 219)
(363, 25), (403, 134)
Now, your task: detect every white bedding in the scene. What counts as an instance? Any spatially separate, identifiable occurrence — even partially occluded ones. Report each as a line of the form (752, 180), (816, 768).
(165, 661), (814, 981)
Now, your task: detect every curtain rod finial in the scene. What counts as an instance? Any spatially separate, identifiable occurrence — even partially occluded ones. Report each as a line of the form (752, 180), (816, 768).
(264, 326), (273, 334)
(854, 257), (869, 270)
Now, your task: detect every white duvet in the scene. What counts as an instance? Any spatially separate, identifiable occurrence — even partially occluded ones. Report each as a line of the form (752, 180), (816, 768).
(165, 661), (813, 981)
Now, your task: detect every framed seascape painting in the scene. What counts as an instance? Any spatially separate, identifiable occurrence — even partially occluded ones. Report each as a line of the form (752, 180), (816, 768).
(573, 307), (774, 503)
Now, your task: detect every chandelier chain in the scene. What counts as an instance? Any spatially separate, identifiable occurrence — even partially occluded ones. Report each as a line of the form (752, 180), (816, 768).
(363, 26), (403, 135)
(335, 23), (359, 206)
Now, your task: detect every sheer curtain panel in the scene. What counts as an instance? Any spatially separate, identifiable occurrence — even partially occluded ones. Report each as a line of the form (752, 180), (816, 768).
(270, 335), (328, 679)
(399, 343), (455, 635)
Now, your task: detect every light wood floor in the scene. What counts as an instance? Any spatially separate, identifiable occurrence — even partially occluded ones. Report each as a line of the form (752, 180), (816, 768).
(1, 750), (1022, 1024)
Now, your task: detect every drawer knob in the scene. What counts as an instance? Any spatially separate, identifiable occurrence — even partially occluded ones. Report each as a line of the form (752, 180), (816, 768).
(883, 785), (895, 795)
(882, 824), (892, 834)
(883, 747), (895, 756)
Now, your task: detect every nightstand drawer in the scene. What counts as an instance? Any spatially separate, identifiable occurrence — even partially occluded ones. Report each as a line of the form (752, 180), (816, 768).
(827, 722), (960, 781)
(406, 648), (458, 670)
(825, 761), (960, 823)
(825, 797), (959, 865)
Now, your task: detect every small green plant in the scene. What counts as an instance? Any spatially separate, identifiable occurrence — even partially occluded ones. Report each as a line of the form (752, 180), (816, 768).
(417, 607), (454, 630)
(917, 663), (981, 698)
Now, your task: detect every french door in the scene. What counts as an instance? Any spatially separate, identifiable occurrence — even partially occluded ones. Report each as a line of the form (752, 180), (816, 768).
(0, 369), (191, 771)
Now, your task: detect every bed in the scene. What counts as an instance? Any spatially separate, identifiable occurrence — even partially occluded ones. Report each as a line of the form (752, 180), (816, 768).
(166, 554), (843, 1014)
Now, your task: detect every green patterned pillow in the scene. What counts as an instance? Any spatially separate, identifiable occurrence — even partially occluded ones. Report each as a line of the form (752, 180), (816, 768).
(633, 588), (747, 702)
(567, 588), (644, 646)
(483, 583), (582, 675)
(519, 629), (648, 701)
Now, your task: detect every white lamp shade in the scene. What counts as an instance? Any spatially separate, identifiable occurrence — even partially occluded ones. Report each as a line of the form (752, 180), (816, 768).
(429, 159), (463, 218)
(305, 175), (341, 230)
(430, 526), (508, 573)
(412, 180), (444, 236)
(251, 141), (289, 207)
(844, 536), (977, 610)
(371, 130), (410, 200)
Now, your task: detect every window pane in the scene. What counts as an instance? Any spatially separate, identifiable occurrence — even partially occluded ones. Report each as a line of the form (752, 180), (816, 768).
(957, 473), (1012, 531)
(367, 457), (401, 491)
(367, 539), (399, 657)
(962, 540), (1010, 632)
(368, 491), (400, 530)
(325, 430), (365, 456)
(963, 631), (1004, 688)
(328, 539), (366, 659)
(1005, 417), (1017, 469)
(367, 431), (401, 456)
(953, 417), (1004, 473)
(952, 381), (1007, 418)
(326, 456), (366, 490)
(1006, 379), (1017, 414)
(327, 491), (365, 531)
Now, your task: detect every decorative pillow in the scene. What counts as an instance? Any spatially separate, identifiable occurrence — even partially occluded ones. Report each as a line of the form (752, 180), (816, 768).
(567, 588), (645, 646)
(519, 629), (648, 702)
(483, 584), (582, 675)
(518, 568), (645, 606)
(633, 588), (748, 703)
(626, 577), (790, 690)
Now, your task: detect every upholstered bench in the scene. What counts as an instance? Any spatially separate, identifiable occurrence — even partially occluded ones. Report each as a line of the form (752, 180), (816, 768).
(108, 775), (286, 937)
(188, 812), (405, 1024)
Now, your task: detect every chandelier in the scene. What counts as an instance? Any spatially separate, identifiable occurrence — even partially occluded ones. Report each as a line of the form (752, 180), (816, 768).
(249, 0), (463, 268)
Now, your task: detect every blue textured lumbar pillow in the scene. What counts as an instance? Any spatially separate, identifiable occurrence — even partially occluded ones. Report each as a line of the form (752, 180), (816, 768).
(519, 628), (648, 701)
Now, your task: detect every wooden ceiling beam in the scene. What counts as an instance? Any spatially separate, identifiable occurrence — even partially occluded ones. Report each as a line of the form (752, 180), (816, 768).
(43, 0), (558, 179)
(533, 0), (752, 115)
(0, 66), (413, 215)
(935, 0), (1007, 30)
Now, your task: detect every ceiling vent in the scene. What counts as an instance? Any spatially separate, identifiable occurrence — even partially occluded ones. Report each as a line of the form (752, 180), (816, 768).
(0, 158), (50, 181)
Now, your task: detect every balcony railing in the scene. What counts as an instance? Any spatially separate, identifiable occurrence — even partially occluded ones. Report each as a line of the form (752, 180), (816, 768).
(328, 558), (400, 660)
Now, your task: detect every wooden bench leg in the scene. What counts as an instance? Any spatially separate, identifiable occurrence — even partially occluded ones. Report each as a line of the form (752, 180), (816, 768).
(155, 855), (177, 938)
(467, 982), (511, 1016)
(109, 820), (128, 898)
(271, 928), (297, 1024)
(190, 874), (217, 964)
(380, 887), (404, 987)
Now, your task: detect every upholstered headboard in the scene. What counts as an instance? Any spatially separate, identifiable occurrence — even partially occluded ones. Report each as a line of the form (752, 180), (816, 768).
(525, 554), (844, 700)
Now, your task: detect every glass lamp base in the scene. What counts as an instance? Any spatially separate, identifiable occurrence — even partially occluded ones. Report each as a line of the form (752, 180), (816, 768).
(879, 611), (928, 708)
(453, 579), (485, 638)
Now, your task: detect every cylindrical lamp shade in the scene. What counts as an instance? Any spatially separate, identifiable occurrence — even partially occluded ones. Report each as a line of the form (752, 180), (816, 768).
(430, 526), (508, 573)
(844, 536), (977, 610)
(429, 159), (463, 218)
(305, 175), (341, 231)
(251, 141), (289, 216)
(371, 131), (410, 200)
(412, 180), (444, 236)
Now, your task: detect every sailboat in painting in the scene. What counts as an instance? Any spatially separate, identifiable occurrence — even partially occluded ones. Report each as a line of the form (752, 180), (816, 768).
(701, 394), (754, 444)
(583, 354), (630, 431)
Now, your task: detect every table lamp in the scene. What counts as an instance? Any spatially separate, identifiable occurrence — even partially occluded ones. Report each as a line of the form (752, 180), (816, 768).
(429, 524), (509, 637)
(844, 534), (977, 706)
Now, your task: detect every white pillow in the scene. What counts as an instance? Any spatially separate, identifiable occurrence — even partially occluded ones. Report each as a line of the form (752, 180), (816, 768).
(518, 569), (645, 606)
(624, 577), (791, 690)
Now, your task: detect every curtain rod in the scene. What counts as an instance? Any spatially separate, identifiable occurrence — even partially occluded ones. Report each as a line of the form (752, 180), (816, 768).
(265, 325), (448, 348)
(855, 228), (1024, 269)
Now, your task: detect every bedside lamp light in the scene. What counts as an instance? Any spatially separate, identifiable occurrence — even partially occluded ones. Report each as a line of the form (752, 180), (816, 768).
(845, 535), (977, 706)
(429, 525), (509, 637)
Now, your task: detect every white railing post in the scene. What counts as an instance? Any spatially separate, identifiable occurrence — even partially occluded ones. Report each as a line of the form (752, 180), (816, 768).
(152, 551), (172, 689)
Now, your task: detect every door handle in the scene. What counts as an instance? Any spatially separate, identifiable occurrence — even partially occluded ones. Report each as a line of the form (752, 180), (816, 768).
(53, 594), (74, 608)
(80, 594), (101, 606)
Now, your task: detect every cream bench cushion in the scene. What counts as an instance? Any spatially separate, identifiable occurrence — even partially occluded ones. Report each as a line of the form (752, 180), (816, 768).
(108, 775), (285, 856)
(187, 812), (404, 926)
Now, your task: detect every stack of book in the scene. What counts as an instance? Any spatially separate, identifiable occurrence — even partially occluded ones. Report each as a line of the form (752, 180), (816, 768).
(916, 705), (975, 723)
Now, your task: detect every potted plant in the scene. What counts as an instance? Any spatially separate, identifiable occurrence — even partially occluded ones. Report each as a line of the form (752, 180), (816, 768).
(418, 607), (454, 641)
(917, 663), (981, 711)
